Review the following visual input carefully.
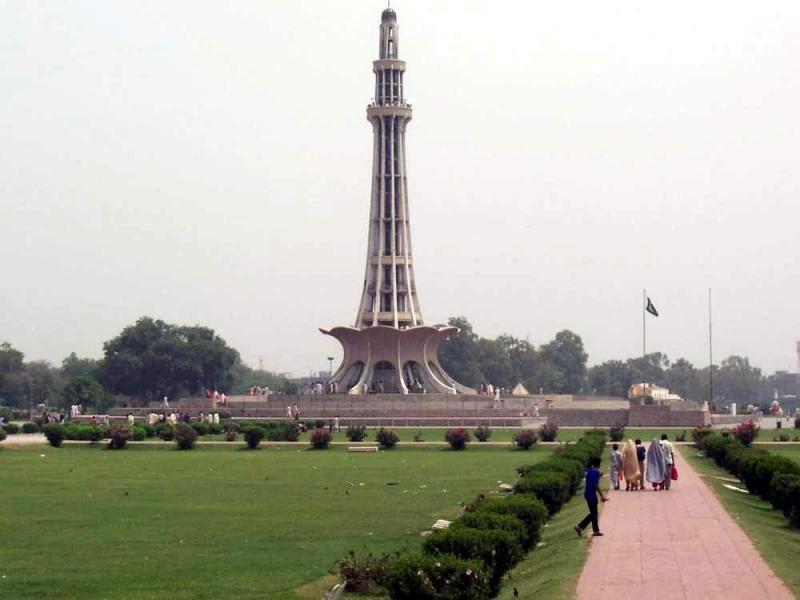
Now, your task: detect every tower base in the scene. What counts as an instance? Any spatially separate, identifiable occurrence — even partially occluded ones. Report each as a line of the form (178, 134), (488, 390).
(320, 325), (473, 395)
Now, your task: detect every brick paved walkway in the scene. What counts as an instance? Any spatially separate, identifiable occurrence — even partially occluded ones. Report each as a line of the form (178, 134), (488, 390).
(576, 448), (793, 599)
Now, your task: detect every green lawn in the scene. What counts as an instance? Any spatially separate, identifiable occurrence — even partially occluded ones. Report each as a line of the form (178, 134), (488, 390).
(0, 444), (551, 599)
(679, 446), (800, 595)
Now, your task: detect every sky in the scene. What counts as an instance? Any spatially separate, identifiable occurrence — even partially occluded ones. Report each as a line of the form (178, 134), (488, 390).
(1, 0), (799, 377)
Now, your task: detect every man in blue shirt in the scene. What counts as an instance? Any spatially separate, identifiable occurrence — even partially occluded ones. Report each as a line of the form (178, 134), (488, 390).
(574, 456), (609, 537)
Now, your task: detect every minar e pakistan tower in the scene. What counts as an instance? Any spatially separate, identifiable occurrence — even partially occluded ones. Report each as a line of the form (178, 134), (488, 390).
(321, 7), (470, 395)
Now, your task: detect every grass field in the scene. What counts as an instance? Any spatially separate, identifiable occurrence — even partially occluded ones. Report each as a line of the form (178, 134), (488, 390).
(679, 445), (800, 595)
(0, 444), (552, 599)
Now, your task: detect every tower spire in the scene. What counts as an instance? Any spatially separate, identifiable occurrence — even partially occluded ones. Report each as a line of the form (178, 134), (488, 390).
(356, 6), (417, 328)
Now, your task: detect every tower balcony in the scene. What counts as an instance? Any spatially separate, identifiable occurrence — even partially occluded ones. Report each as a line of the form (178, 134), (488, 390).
(367, 104), (412, 119)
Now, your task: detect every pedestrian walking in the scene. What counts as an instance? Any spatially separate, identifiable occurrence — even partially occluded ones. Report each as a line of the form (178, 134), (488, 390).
(610, 443), (623, 490)
(575, 456), (609, 537)
(660, 434), (675, 490)
(622, 439), (641, 491)
(645, 439), (669, 490)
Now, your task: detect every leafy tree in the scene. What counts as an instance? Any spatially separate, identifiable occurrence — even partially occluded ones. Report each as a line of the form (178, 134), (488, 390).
(62, 375), (112, 411)
(626, 353), (670, 388)
(539, 330), (587, 393)
(99, 317), (240, 400)
(716, 356), (764, 406)
(588, 360), (633, 397)
(0, 341), (26, 406)
(476, 338), (514, 388)
(61, 352), (101, 379)
(229, 362), (285, 394)
(439, 317), (484, 388)
(664, 358), (697, 400)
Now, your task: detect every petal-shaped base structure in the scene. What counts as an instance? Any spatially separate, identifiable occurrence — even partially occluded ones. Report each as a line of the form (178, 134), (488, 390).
(319, 325), (474, 395)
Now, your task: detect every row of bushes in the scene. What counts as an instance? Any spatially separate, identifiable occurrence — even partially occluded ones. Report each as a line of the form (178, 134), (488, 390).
(0, 422), (39, 434)
(700, 431), (800, 528)
(340, 430), (606, 599)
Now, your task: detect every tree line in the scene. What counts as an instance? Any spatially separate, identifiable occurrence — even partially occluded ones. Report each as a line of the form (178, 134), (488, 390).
(439, 317), (796, 406)
(0, 317), (295, 411)
(1, 315), (795, 411)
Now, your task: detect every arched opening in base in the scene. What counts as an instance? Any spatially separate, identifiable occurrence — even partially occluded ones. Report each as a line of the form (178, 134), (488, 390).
(371, 360), (400, 393)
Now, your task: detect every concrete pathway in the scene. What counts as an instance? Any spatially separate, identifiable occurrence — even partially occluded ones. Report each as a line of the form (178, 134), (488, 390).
(576, 449), (793, 599)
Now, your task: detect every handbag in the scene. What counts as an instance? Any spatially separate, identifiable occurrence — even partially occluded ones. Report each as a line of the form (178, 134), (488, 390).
(671, 464), (679, 481)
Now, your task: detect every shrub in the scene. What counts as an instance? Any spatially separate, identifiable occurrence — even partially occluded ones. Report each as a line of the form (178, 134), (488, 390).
(738, 452), (800, 499)
(263, 421), (301, 442)
(453, 512), (531, 551)
(310, 427), (332, 449)
(174, 423), (198, 450)
(108, 425), (133, 450)
(0, 428), (6, 442)
(513, 429), (537, 450)
(384, 553), (490, 600)
(608, 423), (625, 442)
(244, 426), (265, 449)
(514, 471), (572, 516)
(190, 421), (210, 436)
(472, 495), (548, 548)
(155, 423), (174, 441)
(41, 424), (65, 447)
(795, 416), (800, 430)
(519, 457), (584, 494)
(376, 428), (399, 449)
(337, 551), (393, 595)
(131, 426), (147, 441)
(775, 434), (791, 442)
(675, 430), (687, 442)
(208, 423), (224, 435)
(445, 428), (471, 450)
(538, 421), (558, 442)
(224, 427), (237, 442)
(474, 425), (491, 442)
(423, 527), (522, 594)
(21, 422), (39, 434)
(692, 426), (713, 448)
(731, 420), (760, 446)
(702, 434), (740, 467)
(141, 424), (156, 438)
(769, 474), (800, 526)
(413, 431), (424, 442)
(4, 423), (20, 434)
(346, 425), (367, 442)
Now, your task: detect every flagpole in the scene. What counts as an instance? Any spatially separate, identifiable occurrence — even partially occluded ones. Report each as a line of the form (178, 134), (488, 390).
(642, 288), (646, 358)
(708, 288), (713, 408)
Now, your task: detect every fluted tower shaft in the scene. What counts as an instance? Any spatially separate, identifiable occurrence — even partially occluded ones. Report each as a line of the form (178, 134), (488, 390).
(356, 8), (421, 329)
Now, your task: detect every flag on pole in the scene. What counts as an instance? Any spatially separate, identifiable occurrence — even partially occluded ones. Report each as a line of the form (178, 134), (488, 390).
(646, 297), (659, 317)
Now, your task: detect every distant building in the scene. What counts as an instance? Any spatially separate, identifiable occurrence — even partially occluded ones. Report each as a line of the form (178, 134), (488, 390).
(628, 383), (683, 402)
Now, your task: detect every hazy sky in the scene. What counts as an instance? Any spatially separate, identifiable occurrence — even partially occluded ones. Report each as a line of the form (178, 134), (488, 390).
(2, 1), (799, 377)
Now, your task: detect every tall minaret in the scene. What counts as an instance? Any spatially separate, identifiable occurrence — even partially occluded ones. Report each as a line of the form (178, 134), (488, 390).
(355, 7), (422, 329)
(320, 7), (470, 395)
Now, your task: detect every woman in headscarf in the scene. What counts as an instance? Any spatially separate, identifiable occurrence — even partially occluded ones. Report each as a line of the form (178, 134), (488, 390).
(621, 439), (641, 491)
(645, 439), (669, 490)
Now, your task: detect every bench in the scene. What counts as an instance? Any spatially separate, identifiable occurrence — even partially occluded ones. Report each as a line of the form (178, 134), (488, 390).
(348, 446), (379, 452)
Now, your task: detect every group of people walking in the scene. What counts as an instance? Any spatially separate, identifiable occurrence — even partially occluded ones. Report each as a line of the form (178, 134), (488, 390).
(576, 434), (677, 537)
(610, 435), (676, 491)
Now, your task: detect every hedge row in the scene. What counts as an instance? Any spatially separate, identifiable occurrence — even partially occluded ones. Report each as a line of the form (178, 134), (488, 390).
(701, 433), (800, 527)
(375, 430), (607, 599)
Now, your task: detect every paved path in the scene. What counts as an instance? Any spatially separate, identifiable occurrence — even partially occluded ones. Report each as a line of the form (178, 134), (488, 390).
(576, 448), (793, 599)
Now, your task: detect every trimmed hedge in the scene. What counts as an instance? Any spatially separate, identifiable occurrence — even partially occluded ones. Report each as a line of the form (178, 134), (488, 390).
(0, 427), (7, 442)
(3, 423), (20, 434)
(379, 431), (604, 599)
(452, 512), (530, 551)
(21, 422), (39, 434)
(471, 495), (548, 549)
(700, 433), (800, 529)
(513, 470), (572, 515)
(423, 527), (522, 594)
(385, 553), (490, 600)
